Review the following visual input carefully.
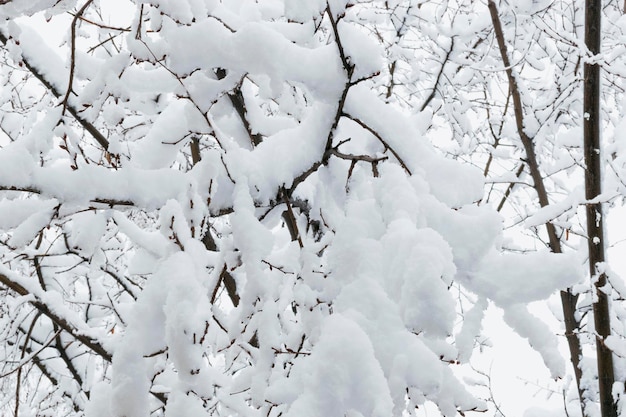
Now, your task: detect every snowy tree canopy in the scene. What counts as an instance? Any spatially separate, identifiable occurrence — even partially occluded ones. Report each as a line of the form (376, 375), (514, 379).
(2, 1), (617, 417)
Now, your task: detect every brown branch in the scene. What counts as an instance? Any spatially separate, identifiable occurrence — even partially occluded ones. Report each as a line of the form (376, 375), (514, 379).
(22, 343), (85, 412)
(277, 3), (359, 199)
(54, 329), (86, 393)
(0, 29), (110, 150)
(496, 163), (525, 212)
(420, 38), (454, 112)
(189, 131), (240, 309)
(326, 3), (353, 77)
(322, 3), (354, 162)
(483, 84), (512, 178)
(488, 1), (553, 223)
(100, 268), (138, 301)
(91, 198), (135, 207)
(86, 35), (118, 55)
(73, 14), (132, 32)
(190, 137), (201, 165)
(0, 186), (139, 209)
(215, 69), (263, 147)
(34, 254), (89, 396)
(329, 148), (388, 164)
(286, 160), (324, 196)
(488, 3), (585, 415)
(14, 312), (43, 417)
(0, 271), (112, 363)
(62, 0), (95, 117)
(282, 190), (304, 248)
(342, 113), (411, 175)
(386, 60), (396, 99)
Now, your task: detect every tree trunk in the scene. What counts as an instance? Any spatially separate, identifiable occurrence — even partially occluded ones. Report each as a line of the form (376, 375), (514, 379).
(584, 1), (617, 416)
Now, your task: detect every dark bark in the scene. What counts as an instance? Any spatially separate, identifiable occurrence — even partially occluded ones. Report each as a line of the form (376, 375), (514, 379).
(215, 68), (263, 147)
(584, 1), (617, 416)
(202, 229), (240, 307)
(487, 2), (586, 415)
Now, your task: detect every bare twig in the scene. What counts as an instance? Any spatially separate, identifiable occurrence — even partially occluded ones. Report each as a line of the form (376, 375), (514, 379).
(0, 271), (112, 362)
(496, 163), (525, 212)
(420, 38), (455, 112)
(0, 28), (110, 150)
(342, 113), (411, 175)
(62, 0), (95, 116)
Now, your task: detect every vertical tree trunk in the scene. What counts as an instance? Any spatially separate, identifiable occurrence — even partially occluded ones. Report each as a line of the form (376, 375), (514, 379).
(584, 1), (617, 417)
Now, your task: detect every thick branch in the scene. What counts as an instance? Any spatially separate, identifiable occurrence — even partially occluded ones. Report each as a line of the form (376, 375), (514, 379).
(203, 229), (240, 307)
(488, 3), (585, 415)
(282, 189), (304, 248)
(215, 69), (263, 147)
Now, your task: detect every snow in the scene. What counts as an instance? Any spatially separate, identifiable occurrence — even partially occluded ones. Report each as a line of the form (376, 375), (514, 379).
(230, 180), (274, 263)
(380, 220), (457, 337)
(0, 0), (73, 18)
(455, 297), (488, 363)
(113, 211), (171, 258)
(8, 200), (56, 247)
(0, 2), (619, 417)
(6, 23), (68, 92)
(111, 249), (217, 416)
(337, 20), (383, 80)
(606, 335), (626, 359)
(65, 211), (108, 254)
(0, 198), (56, 229)
(525, 188), (583, 227)
(471, 251), (582, 305)
(344, 84), (485, 207)
(502, 304), (566, 378)
(456, 250), (583, 377)
(130, 100), (196, 169)
(164, 392), (212, 417)
(165, 20), (344, 100)
(281, 315), (394, 417)
(223, 102), (336, 203)
(283, 0), (325, 23)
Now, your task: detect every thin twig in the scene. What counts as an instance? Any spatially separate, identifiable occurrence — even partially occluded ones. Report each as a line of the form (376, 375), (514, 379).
(62, 0), (95, 116)
(342, 113), (411, 175)
(2, 327), (61, 380)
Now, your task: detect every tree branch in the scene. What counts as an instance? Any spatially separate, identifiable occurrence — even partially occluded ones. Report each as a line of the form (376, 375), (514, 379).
(487, 3), (585, 415)
(62, 0), (94, 116)
(342, 113), (411, 175)
(0, 271), (112, 362)
(0, 29), (110, 150)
